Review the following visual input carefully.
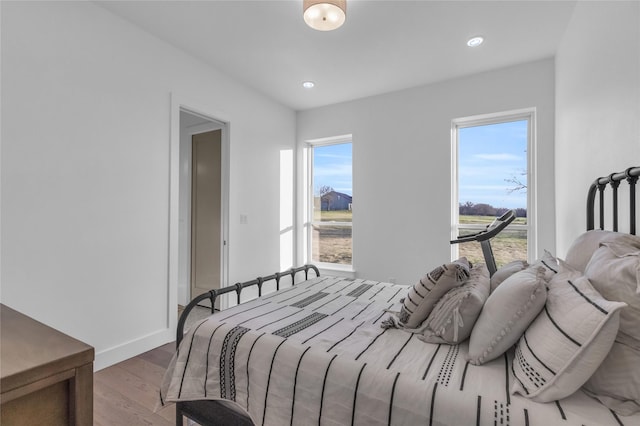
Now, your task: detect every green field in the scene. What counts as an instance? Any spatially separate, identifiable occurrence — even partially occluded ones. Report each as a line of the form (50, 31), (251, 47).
(314, 210), (352, 222)
(458, 214), (527, 225)
(457, 214), (528, 267)
(312, 211), (528, 267)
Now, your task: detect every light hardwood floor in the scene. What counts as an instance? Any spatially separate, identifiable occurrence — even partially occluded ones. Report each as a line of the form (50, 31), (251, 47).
(94, 342), (178, 426)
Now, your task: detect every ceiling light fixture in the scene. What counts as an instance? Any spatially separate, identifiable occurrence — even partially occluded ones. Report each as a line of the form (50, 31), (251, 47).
(302, 81), (315, 89)
(303, 0), (346, 31)
(467, 36), (484, 47)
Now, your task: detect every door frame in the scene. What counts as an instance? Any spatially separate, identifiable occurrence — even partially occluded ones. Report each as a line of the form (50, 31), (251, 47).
(169, 93), (230, 333)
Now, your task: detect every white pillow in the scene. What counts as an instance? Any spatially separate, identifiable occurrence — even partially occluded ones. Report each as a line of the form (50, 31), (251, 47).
(584, 241), (640, 341)
(399, 258), (470, 328)
(583, 338), (640, 415)
(490, 260), (528, 293)
(511, 267), (626, 402)
(565, 230), (640, 272)
(467, 266), (547, 365)
(421, 263), (490, 344)
(582, 239), (640, 414)
(529, 249), (559, 281)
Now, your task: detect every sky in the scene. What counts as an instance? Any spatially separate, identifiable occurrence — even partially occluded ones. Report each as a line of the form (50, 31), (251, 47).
(458, 119), (528, 209)
(312, 121), (527, 209)
(313, 143), (353, 196)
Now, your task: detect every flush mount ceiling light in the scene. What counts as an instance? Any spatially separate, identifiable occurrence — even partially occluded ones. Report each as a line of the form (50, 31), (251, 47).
(302, 81), (315, 89)
(467, 36), (484, 47)
(303, 0), (346, 31)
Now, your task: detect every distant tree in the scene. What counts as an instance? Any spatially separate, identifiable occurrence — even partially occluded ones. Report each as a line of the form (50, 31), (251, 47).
(505, 168), (527, 194)
(460, 202), (526, 218)
(473, 203), (497, 216)
(318, 185), (334, 196)
(318, 185), (335, 211)
(459, 201), (475, 215)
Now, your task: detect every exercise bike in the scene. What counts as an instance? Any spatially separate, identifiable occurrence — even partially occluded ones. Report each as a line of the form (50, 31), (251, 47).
(450, 209), (516, 276)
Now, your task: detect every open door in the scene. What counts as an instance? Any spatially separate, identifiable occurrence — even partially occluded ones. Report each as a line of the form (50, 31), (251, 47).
(178, 109), (229, 308)
(191, 130), (222, 301)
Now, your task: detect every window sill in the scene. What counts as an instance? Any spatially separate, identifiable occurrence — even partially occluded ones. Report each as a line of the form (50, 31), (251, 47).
(315, 263), (356, 279)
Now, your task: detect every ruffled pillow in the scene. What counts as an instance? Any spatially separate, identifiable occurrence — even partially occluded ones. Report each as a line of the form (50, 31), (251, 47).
(421, 263), (490, 344)
(490, 260), (528, 293)
(398, 258), (470, 328)
(467, 266), (547, 365)
(528, 249), (559, 280)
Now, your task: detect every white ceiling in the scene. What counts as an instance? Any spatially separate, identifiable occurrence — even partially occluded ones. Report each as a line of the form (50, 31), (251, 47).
(96, 0), (577, 111)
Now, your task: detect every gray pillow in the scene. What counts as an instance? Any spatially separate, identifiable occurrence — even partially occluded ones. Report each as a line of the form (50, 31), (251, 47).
(564, 230), (639, 272)
(585, 241), (640, 341)
(421, 263), (490, 344)
(490, 260), (528, 293)
(583, 338), (640, 415)
(467, 266), (547, 365)
(528, 249), (559, 281)
(581, 240), (640, 414)
(399, 258), (470, 328)
(512, 264), (625, 403)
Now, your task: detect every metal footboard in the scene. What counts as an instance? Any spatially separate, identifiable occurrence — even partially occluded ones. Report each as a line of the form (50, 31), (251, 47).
(175, 264), (320, 426)
(176, 264), (320, 348)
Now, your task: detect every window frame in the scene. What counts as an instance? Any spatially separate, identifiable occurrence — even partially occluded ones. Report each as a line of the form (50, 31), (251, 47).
(451, 108), (537, 263)
(303, 135), (354, 272)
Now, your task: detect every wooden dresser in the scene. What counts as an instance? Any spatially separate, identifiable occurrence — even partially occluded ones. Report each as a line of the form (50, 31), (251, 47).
(0, 304), (94, 425)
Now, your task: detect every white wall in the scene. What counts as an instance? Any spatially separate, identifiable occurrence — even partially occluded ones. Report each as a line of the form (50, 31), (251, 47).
(297, 59), (556, 285)
(0, 2), (296, 370)
(555, 1), (640, 256)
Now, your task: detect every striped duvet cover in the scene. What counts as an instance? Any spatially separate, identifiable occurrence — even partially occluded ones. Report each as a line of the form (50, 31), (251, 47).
(160, 276), (638, 425)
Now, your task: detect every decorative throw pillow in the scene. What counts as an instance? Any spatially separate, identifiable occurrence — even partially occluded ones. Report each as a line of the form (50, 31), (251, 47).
(528, 249), (559, 281)
(399, 258), (470, 328)
(581, 240), (640, 414)
(490, 260), (528, 293)
(564, 230), (618, 272)
(467, 266), (547, 365)
(511, 269), (626, 403)
(583, 337), (640, 415)
(584, 241), (640, 341)
(421, 263), (490, 344)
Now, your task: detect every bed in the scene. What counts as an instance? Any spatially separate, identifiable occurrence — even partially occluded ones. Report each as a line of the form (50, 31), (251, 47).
(161, 166), (640, 426)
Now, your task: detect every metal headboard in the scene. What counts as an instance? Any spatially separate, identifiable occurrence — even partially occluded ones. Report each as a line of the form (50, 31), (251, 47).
(587, 166), (640, 234)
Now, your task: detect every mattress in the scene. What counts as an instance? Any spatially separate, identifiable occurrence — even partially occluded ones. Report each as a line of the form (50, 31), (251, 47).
(160, 276), (637, 425)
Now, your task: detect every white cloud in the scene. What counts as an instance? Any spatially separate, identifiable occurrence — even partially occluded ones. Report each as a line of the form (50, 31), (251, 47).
(314, 164), (352, 178)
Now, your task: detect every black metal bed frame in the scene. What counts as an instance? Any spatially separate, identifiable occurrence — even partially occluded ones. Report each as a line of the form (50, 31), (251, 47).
(175, 264), (320, 425)
(173, 166), (639, 426)
(587, 166), (639, 235)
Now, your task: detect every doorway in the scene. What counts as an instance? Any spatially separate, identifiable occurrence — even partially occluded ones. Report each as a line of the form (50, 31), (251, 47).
(178, 109), (228, 308)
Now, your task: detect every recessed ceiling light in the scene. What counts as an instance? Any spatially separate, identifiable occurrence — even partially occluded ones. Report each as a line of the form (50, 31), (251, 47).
(302, 81), (315, 89)
(467, 36), (484, 47)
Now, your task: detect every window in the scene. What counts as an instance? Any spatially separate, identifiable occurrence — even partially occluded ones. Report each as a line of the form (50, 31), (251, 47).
(304, 137), (353, 268)
(452, 109), (536, 266)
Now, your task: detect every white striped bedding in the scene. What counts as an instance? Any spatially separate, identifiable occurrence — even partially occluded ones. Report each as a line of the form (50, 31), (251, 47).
(160, 276), (639, 425)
